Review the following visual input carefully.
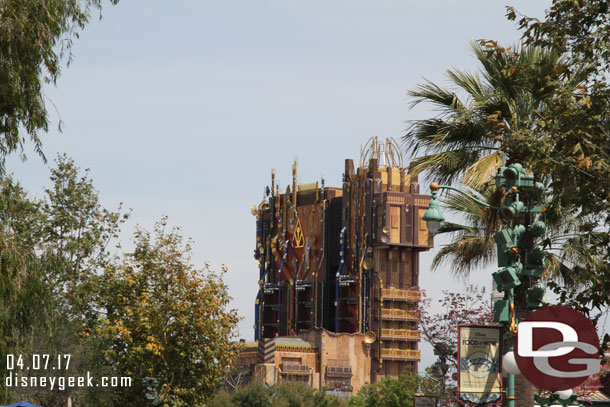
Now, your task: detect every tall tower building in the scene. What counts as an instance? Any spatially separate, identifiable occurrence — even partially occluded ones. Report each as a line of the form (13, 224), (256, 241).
(242, 138), (433, 393)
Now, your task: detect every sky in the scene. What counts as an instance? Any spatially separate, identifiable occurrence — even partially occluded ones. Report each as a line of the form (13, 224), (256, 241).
(10, 0), (594, 371)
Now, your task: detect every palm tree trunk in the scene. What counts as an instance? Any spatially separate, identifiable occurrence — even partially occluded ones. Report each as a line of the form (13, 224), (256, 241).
(514, 284), (534, 407)
(515, 375), (535, 407)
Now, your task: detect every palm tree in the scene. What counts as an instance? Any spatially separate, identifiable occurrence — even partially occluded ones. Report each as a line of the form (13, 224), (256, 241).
(403, 41), (588, 407)
(404, 41), (584, 187)
(430, 183), (585, 287)
(428, 186), (497, 275)
(404, 41), (585, 267)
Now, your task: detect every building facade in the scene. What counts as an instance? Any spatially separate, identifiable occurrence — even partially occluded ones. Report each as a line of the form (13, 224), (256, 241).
(239, 138), (433, 394)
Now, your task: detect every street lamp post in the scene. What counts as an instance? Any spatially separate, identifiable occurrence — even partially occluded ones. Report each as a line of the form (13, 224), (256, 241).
(415, 373), (442, 407)
(422, 164), (548, 407)
(421, 187), (445, 235)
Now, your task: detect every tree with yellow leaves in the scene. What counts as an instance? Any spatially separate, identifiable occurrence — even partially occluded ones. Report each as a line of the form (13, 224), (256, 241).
(96, 219), (241, 406)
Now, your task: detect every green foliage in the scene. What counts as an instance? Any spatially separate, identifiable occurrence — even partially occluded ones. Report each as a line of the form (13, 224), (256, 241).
(207, 389), (237, 407)
(231, 382), (273, 407)
(40, 154), (128, 323)
(405, 41), (576, 187)
(504, 0), (610, 338)
(0, 156), (125, 406)
(404, 33), (610, 333)
(508, 1), (610, 75)
(0, 178), (46, 351)
(10, 319), (121, 407)
(403, 32), (599, 407)
(430, 187), (500, 276)
(272, 382), (346, 407)
(209, 382), (347, 407)
(405, 4), (610, 403)
(96, 219), (242, 406)
(348, 374), (436, 407)
(1, 156), (243, 406)
(0, 0), (119, 172)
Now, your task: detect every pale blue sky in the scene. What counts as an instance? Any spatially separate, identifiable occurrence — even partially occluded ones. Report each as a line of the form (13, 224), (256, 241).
(9, 0), (575, 370)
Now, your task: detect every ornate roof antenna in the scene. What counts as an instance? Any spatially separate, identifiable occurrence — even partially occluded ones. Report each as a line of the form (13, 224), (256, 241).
(360, 136), (404, 169)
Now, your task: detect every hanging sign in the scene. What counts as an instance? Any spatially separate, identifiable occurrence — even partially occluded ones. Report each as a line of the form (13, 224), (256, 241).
(458, 325), (502, 406)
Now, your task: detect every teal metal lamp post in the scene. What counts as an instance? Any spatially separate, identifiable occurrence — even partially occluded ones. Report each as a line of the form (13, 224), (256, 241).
(422, 184), (444, 235)
(422, 181), (516, 406)
(422, 166), (548, 407)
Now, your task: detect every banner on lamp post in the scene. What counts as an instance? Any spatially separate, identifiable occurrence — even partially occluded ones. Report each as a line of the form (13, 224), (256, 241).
(457, 325), (502, 406)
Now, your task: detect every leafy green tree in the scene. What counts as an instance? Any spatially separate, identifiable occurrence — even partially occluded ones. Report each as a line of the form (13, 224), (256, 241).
(403, 40), (591, 294)
(0, 179), (48, 388)
(0, 0), (119, 172)
(96, 219), (242, 406)
(348, 374), (438, 407)
(272, 382), (346, 407)
(0, 155), (244, 407)
(217, 382), (273, 407)
(509, 1), (610, 79)
(40, 154), (128, 324)
(209, 382), (346, 407)
(0, 156), (125, 406)
(506, 0), (610, 347)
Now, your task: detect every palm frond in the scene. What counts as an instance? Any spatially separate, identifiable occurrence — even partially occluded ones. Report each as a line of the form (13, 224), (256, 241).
(442, 189), (488, 221)
(431, 235), (496, 276)
(405, 41), (596, 287)
(408, 80), (466, 113)
(470, 42), (519, 101)
(404, 118), (493, 156)
(439, 186), (502, 237)
(408, 150), (480, 186)
(445, 68), (487, 104)
(544, 252), (578, 286)
(462, 151), (503, 189)
(437, 221), (479, 235)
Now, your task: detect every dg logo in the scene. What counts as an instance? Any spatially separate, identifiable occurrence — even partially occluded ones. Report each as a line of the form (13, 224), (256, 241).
(515, 305), (601, 391)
